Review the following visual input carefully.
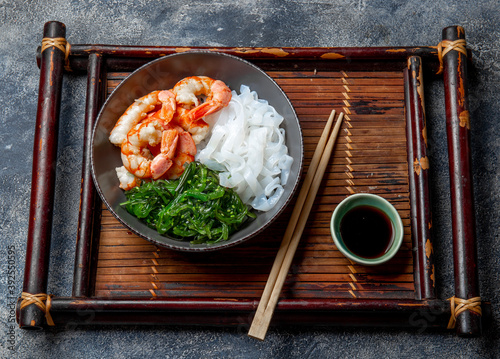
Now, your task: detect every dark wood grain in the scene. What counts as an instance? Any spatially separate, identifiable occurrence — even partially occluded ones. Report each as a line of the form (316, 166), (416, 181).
(18, 21), (66, 330)
(405, 56), (436, 300)
(45, 297), (451, 328)
(442, 26), (481, 337)
(72, 53), (106, 297)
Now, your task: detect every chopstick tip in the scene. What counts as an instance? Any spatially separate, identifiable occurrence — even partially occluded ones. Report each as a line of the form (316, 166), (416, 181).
(248, 325), (267, 341)
(328, 108), (336, 120)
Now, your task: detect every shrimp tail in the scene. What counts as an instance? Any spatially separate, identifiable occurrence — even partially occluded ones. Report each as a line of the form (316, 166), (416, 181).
(183, 101), (221, 124)
(157, 90), (177, 123)
(150, 129), (179, 179)
(150, 155), (173, 179)
(183, 80), (231, 123)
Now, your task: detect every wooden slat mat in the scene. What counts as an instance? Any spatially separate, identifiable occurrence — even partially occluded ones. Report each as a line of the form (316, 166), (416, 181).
(95, 70), (414, 300)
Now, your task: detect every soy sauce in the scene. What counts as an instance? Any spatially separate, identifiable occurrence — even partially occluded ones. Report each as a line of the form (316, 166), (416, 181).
(339, 205), (394, 259)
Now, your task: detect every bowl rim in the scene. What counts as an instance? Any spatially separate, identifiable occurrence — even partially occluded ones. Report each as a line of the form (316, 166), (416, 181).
(91, 50), (303, 252)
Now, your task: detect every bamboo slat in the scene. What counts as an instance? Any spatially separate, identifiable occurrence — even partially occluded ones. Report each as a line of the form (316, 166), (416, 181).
(96, 70), (414, 300)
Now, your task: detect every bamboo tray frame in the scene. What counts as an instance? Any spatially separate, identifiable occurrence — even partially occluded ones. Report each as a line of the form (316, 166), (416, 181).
(17, 22), (488, 337)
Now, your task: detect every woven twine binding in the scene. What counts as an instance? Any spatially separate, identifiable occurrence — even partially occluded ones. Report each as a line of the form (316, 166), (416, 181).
(447, 296), (482, 329)
(20, 292), (55, 326)
(436, 39), (467, 74)
(41, 37), (71, 71)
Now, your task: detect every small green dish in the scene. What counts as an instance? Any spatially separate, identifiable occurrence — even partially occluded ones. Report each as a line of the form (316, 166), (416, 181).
(330, 193), (404, 266)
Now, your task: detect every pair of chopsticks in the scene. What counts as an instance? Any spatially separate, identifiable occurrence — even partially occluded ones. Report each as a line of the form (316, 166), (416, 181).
(248, 110), (344, 340)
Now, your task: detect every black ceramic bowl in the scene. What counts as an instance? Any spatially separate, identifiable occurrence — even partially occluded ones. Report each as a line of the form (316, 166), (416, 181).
(91, 51), (303, 252)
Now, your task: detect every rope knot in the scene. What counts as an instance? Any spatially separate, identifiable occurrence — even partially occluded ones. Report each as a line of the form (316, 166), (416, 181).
(436, 39), (467, 75)
(41, 37), (71, 71)
(20, 292), (55, 326)
(447, 296), (481, 329)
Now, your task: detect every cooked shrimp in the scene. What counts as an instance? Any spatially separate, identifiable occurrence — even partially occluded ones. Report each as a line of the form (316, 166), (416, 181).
(168, 107), (205, 144)
(109, 91), (161, 146)
(110, 90), (177, 147)
(115, 166), (142, 190)
(120, 120), (164, 178)
(151, 128), (198, 180)
(161, 129), (180, 158)
(164, 152), (195, 179)
(173, 76), (231, 129)
(157, 90), (177, 123)
(150, 129), (178, 179)
(111, 78), (231, 187)
(177, 131), (197, 156)
(162, 131), (198, 179)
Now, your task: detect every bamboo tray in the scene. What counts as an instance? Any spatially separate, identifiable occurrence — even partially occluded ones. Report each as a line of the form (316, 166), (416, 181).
(18, 22), (487, 337)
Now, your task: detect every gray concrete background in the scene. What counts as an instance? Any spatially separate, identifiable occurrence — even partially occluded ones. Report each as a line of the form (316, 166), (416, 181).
(1, 0), (499, 358)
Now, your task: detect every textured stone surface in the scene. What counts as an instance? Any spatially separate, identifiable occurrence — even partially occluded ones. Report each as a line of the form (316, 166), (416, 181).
(0, 0), (498, 358)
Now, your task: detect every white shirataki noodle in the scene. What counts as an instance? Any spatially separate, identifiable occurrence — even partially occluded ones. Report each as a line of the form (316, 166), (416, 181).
(196, 85), (293, 211)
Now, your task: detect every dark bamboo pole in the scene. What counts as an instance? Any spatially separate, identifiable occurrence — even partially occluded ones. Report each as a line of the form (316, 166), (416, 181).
(64, 44), (441, 60)
(72, 53), (105, 297)
(36, 45), (447, 73)
(18, 21), (66, 329)
(441, 26), (481, 336)
(44, 297), (451, 329)
(404, 68), (422, 300)
(407, 56), (435, 299)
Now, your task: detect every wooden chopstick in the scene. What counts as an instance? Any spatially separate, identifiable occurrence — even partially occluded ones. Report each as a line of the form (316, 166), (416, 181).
(248, 110), (344, 340)
(247, 109), (336, 333)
